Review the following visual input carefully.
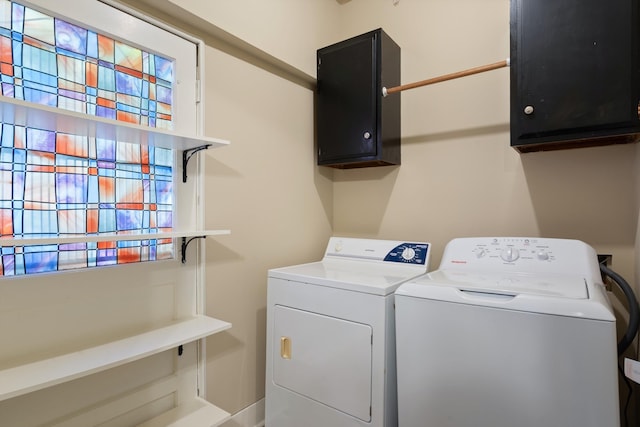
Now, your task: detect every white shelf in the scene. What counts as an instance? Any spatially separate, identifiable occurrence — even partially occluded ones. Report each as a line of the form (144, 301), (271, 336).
(0, 229), (231, 247)
(0, 96), (230, 151)
(0, 315), (232, 402)
(137, 397), (231, 427)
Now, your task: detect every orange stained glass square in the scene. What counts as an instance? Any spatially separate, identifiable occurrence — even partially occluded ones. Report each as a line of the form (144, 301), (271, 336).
(117, 110), (139, 124)
(87, 209), (99, 233)
(117, 247), (141, 264)
(97, 241), (116, 249)
(0, 36), (13, 65)
(0, 209), (13, 235)
(141, 165), (150, 174)
(97, 97), (116, 109)
(86, 62), (98, 87)
(88, 167), (98, 176)
(98, 34), (115, 63)
(0, 62), (13, 77)
(57, 134), (89, 158)
(98, 176), (115, 203)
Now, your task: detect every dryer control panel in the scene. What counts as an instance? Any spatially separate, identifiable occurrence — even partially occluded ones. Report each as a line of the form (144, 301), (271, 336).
(440, 237), (599, 278)
(325, 237), (430, 266)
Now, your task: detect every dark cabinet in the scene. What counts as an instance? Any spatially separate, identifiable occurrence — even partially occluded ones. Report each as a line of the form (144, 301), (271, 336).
(510, 0), (640, 152)
(316, 29), (400, 168)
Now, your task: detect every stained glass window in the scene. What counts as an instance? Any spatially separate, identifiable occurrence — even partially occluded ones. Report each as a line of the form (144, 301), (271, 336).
(0, 1), (176, 276)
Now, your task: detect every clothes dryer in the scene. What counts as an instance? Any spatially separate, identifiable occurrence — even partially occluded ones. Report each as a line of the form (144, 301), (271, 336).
(395, 237), (619, 427)
(266, 237), (431, 427)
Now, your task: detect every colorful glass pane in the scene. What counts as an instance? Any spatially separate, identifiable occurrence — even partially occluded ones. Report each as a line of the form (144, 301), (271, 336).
(0, 1), (176, 276)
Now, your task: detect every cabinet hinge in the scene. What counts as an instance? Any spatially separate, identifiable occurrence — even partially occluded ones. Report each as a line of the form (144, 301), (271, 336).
(196, 79), (201, 104)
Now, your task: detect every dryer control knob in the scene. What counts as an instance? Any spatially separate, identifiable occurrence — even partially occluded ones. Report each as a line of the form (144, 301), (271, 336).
(500, 247), (520, 262)
(401, 247), (416, 261)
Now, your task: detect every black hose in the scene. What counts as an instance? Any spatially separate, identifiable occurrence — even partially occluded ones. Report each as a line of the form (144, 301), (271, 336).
(600, 264), (640, 355)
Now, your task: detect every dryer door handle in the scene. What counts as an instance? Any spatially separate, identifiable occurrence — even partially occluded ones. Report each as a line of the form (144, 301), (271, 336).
(280, 336), (292, 359)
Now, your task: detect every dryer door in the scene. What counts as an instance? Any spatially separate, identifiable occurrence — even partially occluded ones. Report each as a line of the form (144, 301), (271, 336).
(273, 305), (373, 421)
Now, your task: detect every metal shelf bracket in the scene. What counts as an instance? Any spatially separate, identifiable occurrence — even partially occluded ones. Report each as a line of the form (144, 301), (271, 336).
(182, 144), (211, 183)
(181, 235), (206, 263)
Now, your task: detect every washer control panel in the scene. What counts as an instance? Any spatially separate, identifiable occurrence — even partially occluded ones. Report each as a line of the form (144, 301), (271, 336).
(326, 237), (431, 267)
(441, 237), (598, 276)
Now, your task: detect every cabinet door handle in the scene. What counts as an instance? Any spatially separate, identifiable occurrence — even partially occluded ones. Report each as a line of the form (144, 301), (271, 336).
(524, 105), (534, 115)
(280, 336), (291, 359)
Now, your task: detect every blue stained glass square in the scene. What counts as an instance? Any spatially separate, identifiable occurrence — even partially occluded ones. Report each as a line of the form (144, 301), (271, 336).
(14, 149), (26, 164)
(87, 31), (97, 58)
(97, 248), (116, 266)
(97, 65), (115, 91)
(116, 209), (142, 231)
(2, 82), (15, 97)
(12, 39), (22, 65)
(0, 148), (12, 162)
(23, 87), (56, 106)
(56, 173), (88, 203)
(54, 19), (88, 55)
(22, 44), (57, 76)
(98, 209), (116, 233)
(96, 105), (116, 120)
(1, 124), (13, 147)
(23, 210), (58, 235)
(22, 68), (57, 87)
(3, 255), (15, 276)
(156, 211), (172, 228)
(115, 70), (141, 96)
(154, 56), (173, 82)
(156, 85), (171, 105)
(11, 3), (24, 33)
(88, 175), (99, 204)
(155, 180), (172, 204)
(26, 128), (55, 152)
(24, 251), (58, 274)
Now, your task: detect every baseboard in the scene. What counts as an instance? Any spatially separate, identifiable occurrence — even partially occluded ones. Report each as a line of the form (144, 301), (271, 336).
(219, 398), (265, 427)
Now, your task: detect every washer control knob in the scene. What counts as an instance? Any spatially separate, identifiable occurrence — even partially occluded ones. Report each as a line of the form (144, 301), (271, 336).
(401, 247), (416, 261)
(537, 250), (549, 261)
(476, 248), (487, 258)
(500, 247), (520, 262)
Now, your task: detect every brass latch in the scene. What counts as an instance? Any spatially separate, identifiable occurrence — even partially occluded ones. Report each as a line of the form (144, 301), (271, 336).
(280, 336), (291, 359)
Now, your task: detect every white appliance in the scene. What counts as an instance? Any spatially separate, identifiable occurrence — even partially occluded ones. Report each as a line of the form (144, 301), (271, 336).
(266, 237), (431, 427)
(394, 237), (619, 427)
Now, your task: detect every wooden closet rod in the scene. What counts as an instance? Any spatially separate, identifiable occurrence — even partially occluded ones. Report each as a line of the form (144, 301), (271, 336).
(382, 58), (510, 97)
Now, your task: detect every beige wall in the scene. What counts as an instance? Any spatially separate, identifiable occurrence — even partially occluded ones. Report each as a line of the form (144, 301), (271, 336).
(202, 46), (333, 412)
(118, 0), (639, 418)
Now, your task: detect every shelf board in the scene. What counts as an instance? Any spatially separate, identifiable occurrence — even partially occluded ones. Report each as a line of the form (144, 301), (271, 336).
(0, 229), (231, 247)
(0, 96), (230, 151)
(0, 315), (232, 402)
(137, 397), (231, 427)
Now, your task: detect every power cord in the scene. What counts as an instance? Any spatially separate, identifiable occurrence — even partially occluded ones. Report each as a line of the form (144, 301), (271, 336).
(600, 264), (640, 427)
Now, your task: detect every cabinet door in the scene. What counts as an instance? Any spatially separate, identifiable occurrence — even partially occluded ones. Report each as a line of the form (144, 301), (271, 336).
(317, 34), (378, 163)
(511, 0), (640, 149)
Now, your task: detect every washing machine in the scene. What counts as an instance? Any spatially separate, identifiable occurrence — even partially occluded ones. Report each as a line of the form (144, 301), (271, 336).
(394, 237), (619, 427)
(266, 237), (431, 427)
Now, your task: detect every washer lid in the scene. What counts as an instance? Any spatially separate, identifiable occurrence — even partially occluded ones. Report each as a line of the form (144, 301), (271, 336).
(418, 270), (589, 299)
(268, 259), (427, 296)
(395, 270), (616, 321)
